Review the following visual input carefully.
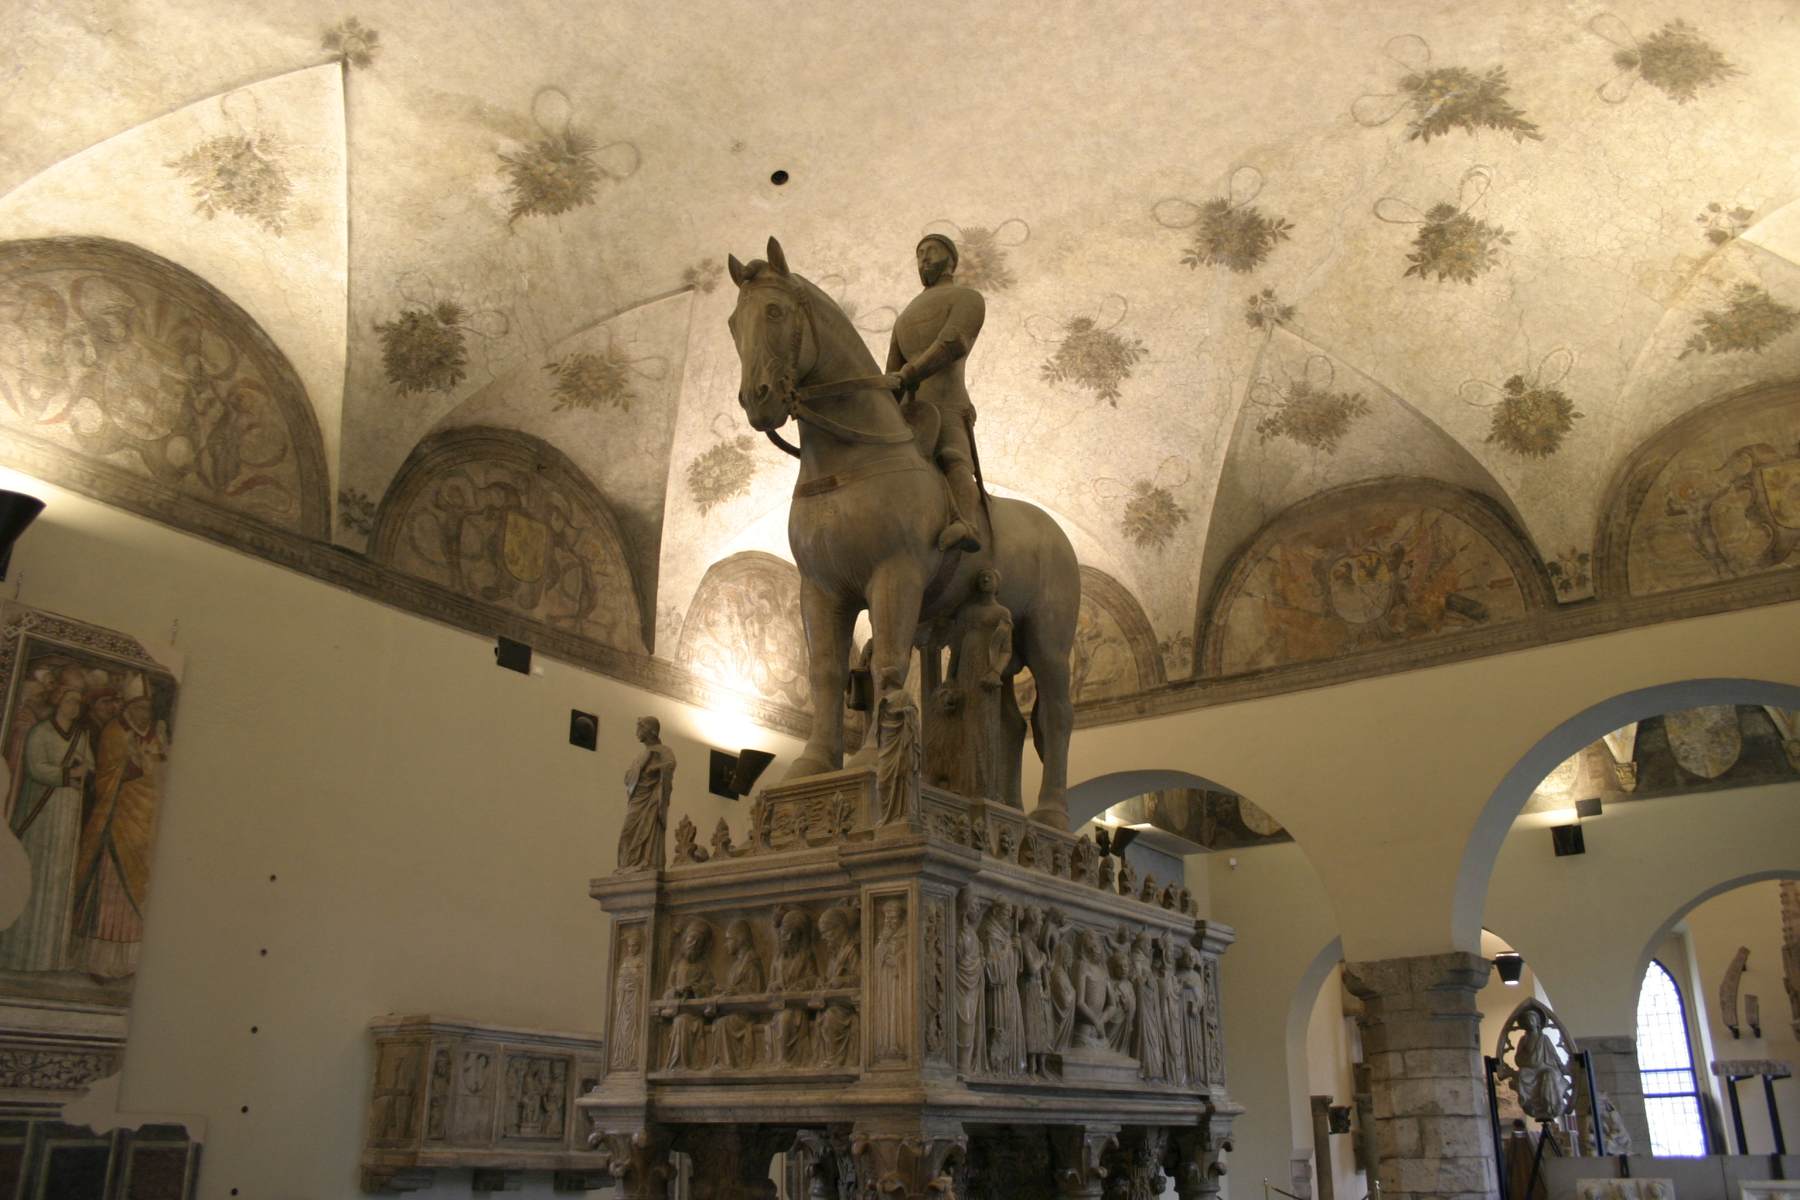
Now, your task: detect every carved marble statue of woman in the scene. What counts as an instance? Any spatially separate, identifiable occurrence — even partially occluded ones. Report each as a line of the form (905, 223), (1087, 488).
(1506, 1008), (1570, 1121)
(769, 908), (821, 1065)
(1176, 946), (1208, 1085)
(610, 928), (646, 1070)
(1107, 947), (1137, 1054)
(1070, 931), (1115, 1049)
(713, 919), (767, 1070)
(1130, 934), (1167, 1080)
(872, 898), (908, 1063)
(955, 894), (987, 1073)
(618, 716), (675, 872)
(1157, 936), (1189, 1088)
(1046, 910), (1077, 1049)
(661, 918), (716, 1070)
(946, 569), (1014, 802)
(1017, 906), (1054, 1076)
(875, 694), (921, 826)
(981, 902), (1025, 1076)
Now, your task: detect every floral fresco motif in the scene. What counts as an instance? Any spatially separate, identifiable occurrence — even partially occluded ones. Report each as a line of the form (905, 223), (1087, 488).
(377, 302), (470, 395)
(498, 89), (639, 226)
(321, 17), (381, 68)
(546, 347), (634, 412)
(1547, 548), (1591, 596)
(675, 553), (809, 710)
(1485, 375), (1582, 458)
(1593, 17), (1740, 104)
(1154, 168), (1292, 274)
(922, 219), (1029, 291)
(1621, 391), (1800, 596)
(686, 434), (759, 514)
(167, 134), (293, 235)
(1120, 481), (1188, 551)
(0, 238), (327, 535)
(1698, 203), (1755, 246)
(371, 429), (644, 651)
(338, 487), (377, 538)
(1354, 37), (1542, 144)
(1207, 490), (1533, 675)
(1680, 284), (1799, 357)
(1244, 287), (1295, 331)
(1035, 299), (1148, 406)
(1158, 632), (1194, 678)
(1406, 206), (1510, 283)
(1251, 362), (1371, 455)
(682, 258), (723, 294)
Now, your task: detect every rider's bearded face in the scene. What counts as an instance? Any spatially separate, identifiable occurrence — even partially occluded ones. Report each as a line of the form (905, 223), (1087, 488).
(916, 240), (953, 287)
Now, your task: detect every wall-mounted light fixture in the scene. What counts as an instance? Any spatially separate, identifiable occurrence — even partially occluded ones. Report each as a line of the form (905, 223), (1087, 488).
(1495, 951), (1525, 986)
(1551, 824), (1585, 857)
(0, 490), (45, 581)
(1574, 796), (1603, 819)
(708, 748), (775, 799)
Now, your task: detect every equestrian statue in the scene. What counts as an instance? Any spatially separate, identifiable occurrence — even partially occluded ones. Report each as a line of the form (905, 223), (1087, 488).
(725, 235), (1081, 828)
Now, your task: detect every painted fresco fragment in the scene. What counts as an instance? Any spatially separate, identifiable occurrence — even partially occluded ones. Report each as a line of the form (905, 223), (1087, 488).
(686, 433), (760, 514)
(922, 219), (1029, 291)
(377, 302), (472, 394)
(0, 238), (325, 534)
(1244, 287), (1295, 331)
(1251, 359), (1370, 454)
(1461, 350), (1582, 459)
(1034, 297), (1148, 406)
(338, 487), (377, 538)
(1680, 284), (1799, 358)
(1546, 548), (1591, 596)
(321, 17), (381, 68)
(675, 553), (809, 709)
(1353, 36), (1542, 143)
(1663, 706), (1743, 778)
(1378, 167), (1510, 284)
(168, 131), (294, 235)
(1592, 17), (1740, 104)
(1698, 203), (1756, 247)
(498, 89), (639, 226)
(1209, 495), (1530, 674)
(1621, 392), (1800, 596)
(682, 258), (723, 294)
(544, 341), (664, 413)
(1154, 169), (1292, 273)
(1104, 458), (1191, 551)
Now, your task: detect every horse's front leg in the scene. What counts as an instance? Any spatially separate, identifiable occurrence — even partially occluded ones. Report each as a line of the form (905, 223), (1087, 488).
(783, 579), (856, 782)
(846, 557), (928, 767)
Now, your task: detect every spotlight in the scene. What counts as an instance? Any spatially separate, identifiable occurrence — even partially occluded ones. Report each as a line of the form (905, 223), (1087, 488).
(1574, 796), (1603, 819)
(709, 748), (776, 799)
(1495, 951), (1524, 986)
(1551, 824), (1585, 857)
(0, 490), (45, 581)
(494, 636), (532, 674)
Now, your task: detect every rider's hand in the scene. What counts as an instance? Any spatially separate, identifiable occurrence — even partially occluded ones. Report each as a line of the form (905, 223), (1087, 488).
(878, 372), (907, 392)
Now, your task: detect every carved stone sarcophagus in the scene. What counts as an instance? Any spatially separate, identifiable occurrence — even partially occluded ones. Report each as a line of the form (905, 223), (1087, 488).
(582, 764), (1241, 1199)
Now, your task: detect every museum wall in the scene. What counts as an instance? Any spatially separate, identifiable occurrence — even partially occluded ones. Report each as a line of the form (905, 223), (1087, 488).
(1302, 964), (1364, 1200)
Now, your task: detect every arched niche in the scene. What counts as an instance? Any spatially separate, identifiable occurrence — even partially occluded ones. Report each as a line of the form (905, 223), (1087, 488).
(1017, 565), (1164, 712)
(370, 426), (647, 653)
(1197, 478), (1552, 679)
(0, 235), (328, 537)
(674, 551), (809, 712)
(1594, 381), (1800, 600)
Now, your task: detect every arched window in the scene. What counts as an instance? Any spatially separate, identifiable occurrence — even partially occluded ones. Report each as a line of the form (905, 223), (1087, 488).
(1636, 959), (1708, 1155)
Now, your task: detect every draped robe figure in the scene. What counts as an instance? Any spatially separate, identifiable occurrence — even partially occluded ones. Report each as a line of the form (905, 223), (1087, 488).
(1130, 936), (1167, 1079)
(714, 919), (767, 1069)
(662, 920), (717, 1070)
(1507, 1009), (1569, 1120)
(1018, 908), (1053, 1074)
(981, 903), (1025, 1076)
(769, 909), (820, 1066)
(1071, 931), (1114, 1049)
(1177, 949), (1208, 1085)
(1158, 939), (1189, 1087)
(955, 901), (987, 1072)
(618, 717), (675, 871)
(816, 906), (861, 1067)
(1107, 950), (1137, 1054)
(73, 698), (166, 978)
(872, 901), (909, 1063)
(1048, 926), (1078, 1050)
(610, 930), (646, 1070)
(943, 570), (1014, 803)
(0, 694), (92, 973)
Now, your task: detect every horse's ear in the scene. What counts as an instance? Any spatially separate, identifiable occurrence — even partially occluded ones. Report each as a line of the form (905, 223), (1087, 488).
(727, 254), (746, 287)
(767, 237), (790, 276)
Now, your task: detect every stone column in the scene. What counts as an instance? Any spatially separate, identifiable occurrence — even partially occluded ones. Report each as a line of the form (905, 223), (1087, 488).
(591, 1127), (675, 1200)
(1579, 1034), (1652, 1153)
(850, 1119), (966, 1200)
(1343, 952), (1496, 1200)
(1046, 1123), (1119, 1199)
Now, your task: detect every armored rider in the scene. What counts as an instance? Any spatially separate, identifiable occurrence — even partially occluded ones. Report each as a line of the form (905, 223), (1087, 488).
(881, 234), (986, 553)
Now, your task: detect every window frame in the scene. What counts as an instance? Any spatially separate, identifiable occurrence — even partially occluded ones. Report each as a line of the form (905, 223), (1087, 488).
(1636, 957), (1711, 1156)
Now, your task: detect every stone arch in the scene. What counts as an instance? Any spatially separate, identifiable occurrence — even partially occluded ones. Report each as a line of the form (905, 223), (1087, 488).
(1285, 935), (1349, 1192)
(1452, 678), (1800, 955)
(1066, 768), (1251, 830)
(370, 426), (648, 652)
(1631, 868), (1800, 1002)
(674, 551), (809, 712)
(1197, 477), (1553, 680)
(1594, 380), (1800, 601)
(1071, 565), (1166, 702)
(0, 235), (329, 537)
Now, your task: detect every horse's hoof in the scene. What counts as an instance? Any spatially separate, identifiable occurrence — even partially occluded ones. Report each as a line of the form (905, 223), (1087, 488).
(1027, 805), (1070, 832)
(781, 754), (837, 783)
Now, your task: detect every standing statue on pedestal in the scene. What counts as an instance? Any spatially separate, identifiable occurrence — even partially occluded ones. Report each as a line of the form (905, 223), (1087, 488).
(725, 236), (1081, 827)
(927, 569), (1015, 804)
(617, 716), (675, 871)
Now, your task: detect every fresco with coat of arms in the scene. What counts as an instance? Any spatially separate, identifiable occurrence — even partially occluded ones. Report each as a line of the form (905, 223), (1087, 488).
(1620, 390), (1800, 597)
(1203, 484), (1539, 676)
(369, 427), (646, 652)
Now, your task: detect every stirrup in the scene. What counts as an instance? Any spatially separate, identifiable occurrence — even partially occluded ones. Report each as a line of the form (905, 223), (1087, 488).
(937, 521), (981, 553)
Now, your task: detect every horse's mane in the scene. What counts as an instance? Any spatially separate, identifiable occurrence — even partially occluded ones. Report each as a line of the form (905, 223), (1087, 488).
(736, 260), (879, 373)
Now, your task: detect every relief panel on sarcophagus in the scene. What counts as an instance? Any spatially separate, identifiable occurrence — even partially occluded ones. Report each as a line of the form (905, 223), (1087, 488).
(450, 1044), (501, 1144)
(500, 1054), (569, 1143)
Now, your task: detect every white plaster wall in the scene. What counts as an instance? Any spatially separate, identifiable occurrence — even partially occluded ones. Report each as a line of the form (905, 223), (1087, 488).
(1302, 964), (1365, 1200)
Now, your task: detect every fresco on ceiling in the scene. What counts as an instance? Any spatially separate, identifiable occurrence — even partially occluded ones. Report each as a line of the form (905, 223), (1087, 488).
(1590, 17), (1740, 104)
(1615, 388), (1800, 597)
(811, 273), (896, 335)
(0, 601), (179, 1008)
(1662, 705), (1743, 779)
(1679, 283), (1799, 358)
(370, 427), (646, 652)
(1032, 296), (1148, 406)
(1249, 356), (1371, 455)
(1153, 168), (1293, 274)
(1244, 287), (1296, 332)
(1459, 348), (1583, 459)
(543, 336), (666, 414)
(321, 17), (381, 69)
(1095, 458), (1191, 552)
(1017, 567), (1165, 711)
(0, 237), (329, 537)
(682, 258), (724, 294)
(1546, 548), (1592, 597)
(674, 552), (809, 712)
(1352, 36), (1543, 144)
(686, 418), (763, 516)
(1378, 167), (1512, 285)
(1698, 203), (1756, 247)
(338, 487), (377, 540)
(497, 88), (639, 227)
(1112, 788), (1291, 852)
(375, 280), (510, 397)
(166, 94), (294, 237)
(922, 219), (1029, 291)
(1203, 483), (1539, 676)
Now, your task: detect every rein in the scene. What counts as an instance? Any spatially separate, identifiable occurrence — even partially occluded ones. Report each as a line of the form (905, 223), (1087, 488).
(756, 279), (915, 459)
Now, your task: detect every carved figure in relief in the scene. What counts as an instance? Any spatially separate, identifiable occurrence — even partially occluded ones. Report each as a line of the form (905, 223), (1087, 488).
(1140, 874), (1159, 904)
(935, 570), (1015, 801)
(994, 826), (1016, 863)
(820, 903), (861, 985)
(618, 716), (675, 872)
(1117, 858), (1137, 899)
(371, 1050), (418, 1140)
(610, 929), (646, 1070)
(956, 894), (987, 1072)
(875, 694), (922, 826)
(672, 816), (708, 864)
(872, 898), (909, 1062)
(1051, 842), (1070, 880)
(770, 909), (820, 1065)
(1097, 856), (1116, 893)
(1500, 1007), (1570, 1120)
(426, 1048), (450, 1139)
(1158, 937), (1189, 1087)
(714, 919), (767, 1069)
(981, 901), (1025, 1076)
(1107, 948), (1138, 1054)
(1071, 834), (1095, 885)
(1202, 956), (1223, 1081)
(1176, 947), (1208, 1085)
(1046, 910), (1077, 1049)
(662, 918), (717, 1070)
(1018, 907), (1054, 1076)
(1130, 935), (1167, 1079)
(1071, 930), (1116, 1049)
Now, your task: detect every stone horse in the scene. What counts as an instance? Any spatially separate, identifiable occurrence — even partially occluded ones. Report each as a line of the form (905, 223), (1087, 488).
(726, 238), (1081, 828)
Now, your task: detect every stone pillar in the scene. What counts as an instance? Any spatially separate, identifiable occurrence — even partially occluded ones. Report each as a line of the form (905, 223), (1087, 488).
(1580, 1034), (1652, 1153)
(850, 1119), (966, 1200)
(1343, 952), (1497, 1200)
(591, 1127), (675, 1200)
(1046, 1124), (1119, 1199)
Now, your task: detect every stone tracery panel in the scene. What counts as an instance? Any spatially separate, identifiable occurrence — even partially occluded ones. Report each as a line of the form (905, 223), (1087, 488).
(0, 236), (328, 537)
(369, 426), (647, 653)
(1200, 479), (1548, 676)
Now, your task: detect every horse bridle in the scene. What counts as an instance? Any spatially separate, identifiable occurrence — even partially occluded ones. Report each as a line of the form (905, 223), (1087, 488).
(749, 276), (915, 459)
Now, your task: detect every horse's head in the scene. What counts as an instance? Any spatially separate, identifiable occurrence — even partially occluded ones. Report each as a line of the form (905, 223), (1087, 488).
(726, 237), (816, 433)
